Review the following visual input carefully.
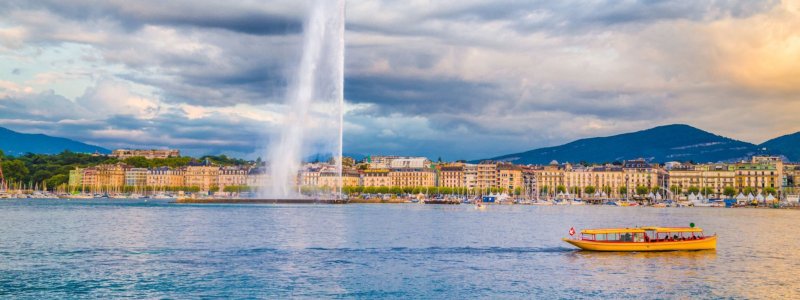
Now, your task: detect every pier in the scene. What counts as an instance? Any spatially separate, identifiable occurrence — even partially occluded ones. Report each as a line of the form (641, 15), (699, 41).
(174, 198), (348, 204)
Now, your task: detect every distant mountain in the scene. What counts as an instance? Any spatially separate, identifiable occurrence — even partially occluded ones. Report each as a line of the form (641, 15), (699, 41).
(304, 152), (366, 163)
(0, 127), (109, 156)
(760, 131), (800, 162)
(484, 124), (760, 164)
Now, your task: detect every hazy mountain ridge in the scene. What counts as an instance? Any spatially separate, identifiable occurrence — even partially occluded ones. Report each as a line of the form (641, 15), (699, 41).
(760, 131), (800, 162)
(0, 127), (109, 156)
(484, 124), (778, 164)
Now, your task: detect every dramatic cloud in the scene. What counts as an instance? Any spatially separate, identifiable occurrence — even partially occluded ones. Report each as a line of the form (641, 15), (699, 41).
(0, 0), (798, 159)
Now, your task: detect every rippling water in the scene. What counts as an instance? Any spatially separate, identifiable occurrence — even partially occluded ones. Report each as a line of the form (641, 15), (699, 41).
(0, 199), (798, 298)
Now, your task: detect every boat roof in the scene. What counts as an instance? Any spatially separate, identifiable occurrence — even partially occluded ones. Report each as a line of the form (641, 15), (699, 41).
(641, 226), (704, 233)
(582, 228), (646, 234)
(581, 227), (703, 234)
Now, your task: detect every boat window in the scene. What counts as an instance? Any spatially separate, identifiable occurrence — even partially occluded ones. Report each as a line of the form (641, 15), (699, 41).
(607, 233), (618, 241)
(634, 233), (644, 242)
(621, 233), (633, 242)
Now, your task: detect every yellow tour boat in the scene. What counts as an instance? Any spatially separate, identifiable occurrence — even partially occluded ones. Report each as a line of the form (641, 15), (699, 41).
(563, 226), (716, 251)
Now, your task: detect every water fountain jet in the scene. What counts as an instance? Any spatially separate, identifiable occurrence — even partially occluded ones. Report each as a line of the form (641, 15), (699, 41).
(263, 0), (345, 200)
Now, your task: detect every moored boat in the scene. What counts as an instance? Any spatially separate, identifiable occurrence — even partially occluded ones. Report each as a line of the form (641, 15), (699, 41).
(563, 226), (716, 251)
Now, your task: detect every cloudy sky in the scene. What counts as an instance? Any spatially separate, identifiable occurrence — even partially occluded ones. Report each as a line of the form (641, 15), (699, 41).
(1, 0), (799, 160)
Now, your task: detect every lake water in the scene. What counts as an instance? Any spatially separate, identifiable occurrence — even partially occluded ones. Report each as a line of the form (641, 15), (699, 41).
(1, 199), (798, 299)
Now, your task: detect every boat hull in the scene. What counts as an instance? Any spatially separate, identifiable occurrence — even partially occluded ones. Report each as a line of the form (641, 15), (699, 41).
(562, 236), (716, 251)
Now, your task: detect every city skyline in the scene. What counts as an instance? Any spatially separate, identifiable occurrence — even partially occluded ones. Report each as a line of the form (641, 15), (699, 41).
(1, 0), (799, 160)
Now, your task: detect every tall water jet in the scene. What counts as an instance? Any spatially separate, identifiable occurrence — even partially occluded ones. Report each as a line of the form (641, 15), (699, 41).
(265, 0), (345, 198)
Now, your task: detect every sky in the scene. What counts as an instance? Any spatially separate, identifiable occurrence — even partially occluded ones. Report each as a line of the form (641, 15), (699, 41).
(0, 0), (799, 161)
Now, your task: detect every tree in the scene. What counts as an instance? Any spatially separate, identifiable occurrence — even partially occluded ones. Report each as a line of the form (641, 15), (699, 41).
(123, 156), (150, 168)
(723, 187), (736, 197)
(764, 187), (777, 195)
(636, 185), (649, 196)
(569, 186), (581, 195)
(389, 186), (403, 195)
(743, 187), (756, 195)
(2, 160), (29, 182)
(514, 186), (522, 196)
(618, 186), (628, 196)
(584, 186), (596, 195)
(439, 186), (453, 195)
(342, 186), (353, 194)
(701, 187), (714, 195)
(687, 186), (700, 194)
(540, 186), (549, 194)
(556, 185), (566, 193)
(670, 185), (682, 195)
(377, 186), (390, 194)
(31, 169), (55, 185)
(46, 174), (68, 191)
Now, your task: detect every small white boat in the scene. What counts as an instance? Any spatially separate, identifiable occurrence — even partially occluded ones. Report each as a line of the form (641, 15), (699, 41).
(570, 199), (586, 205)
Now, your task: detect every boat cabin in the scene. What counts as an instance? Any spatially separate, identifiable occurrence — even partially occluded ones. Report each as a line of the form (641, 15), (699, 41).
(580, 227), (706, 243)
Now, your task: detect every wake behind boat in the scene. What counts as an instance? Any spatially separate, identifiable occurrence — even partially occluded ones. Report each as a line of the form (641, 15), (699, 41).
(563, 226), (716, 251)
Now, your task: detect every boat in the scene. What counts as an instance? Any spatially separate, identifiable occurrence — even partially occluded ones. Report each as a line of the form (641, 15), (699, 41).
(474, 201), (486, 210)
(570, 199), (586, 205)
(423, 198), (460, 205)
(563, 226), (716, 251)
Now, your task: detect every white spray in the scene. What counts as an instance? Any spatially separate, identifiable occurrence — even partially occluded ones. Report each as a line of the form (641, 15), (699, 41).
(266, 0), (344, 198)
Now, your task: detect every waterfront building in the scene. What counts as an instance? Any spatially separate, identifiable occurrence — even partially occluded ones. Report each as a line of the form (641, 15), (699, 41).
(389, 157), (431, 169)
(698, 164), (736, 196)
(497, 163), (523, 193)
(112, 149), (180, 159)
(521, 166), (539, 198)
(622, 159), (666, 194)
(476, 162), (497, 190)
(317, 170), (338, 188)
(734, 162), (780, 195)
(95, 163), (130, 189)
(246, 167), (269, 189)
(81, 167), (97, 189)
(147, 167), (186, 188)
(534, 159), (666, 199)
(68, 167), (83, 187)
(464, 164), (478, 190)
(317, 168), (361, 188)
(361, 169), (391, 187)
(535, 161), (565, 197)
(124, 168), (148, 187)
(389, 167), (436, 188)
(299, 166), (321, 187)
(667, 162), (738, 196)
(219, 166), (248, 191)
(667, 164), (702, 194)
(438, 163), (465, 188)
(784, 164), (800, 194)
(343, 168), (361, 187)
(367, 155), (401, 169)
(185, 163), (220, 191)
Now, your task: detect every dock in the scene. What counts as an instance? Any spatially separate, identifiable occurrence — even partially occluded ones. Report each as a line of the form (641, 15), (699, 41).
(175, 198), (348, 204)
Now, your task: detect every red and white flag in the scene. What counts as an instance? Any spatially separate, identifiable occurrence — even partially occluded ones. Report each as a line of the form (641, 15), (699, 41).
(569, 227), (576, 236)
